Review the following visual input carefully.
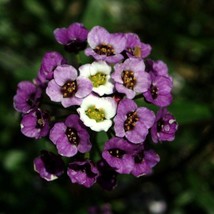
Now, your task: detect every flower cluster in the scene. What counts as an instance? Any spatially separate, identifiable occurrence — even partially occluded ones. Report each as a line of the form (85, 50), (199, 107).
(13, 22), (178, 190)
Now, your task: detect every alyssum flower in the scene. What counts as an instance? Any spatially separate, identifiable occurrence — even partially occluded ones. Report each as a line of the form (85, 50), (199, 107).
(77, 94), (117, 132)
(34, 150), (65, 181)
(112, 58), (151, 99)
(151, 108), (178, 143)
(20, 108), (50, 139)
(54, 22), (88, 53)
(79, 61), (114, 96)
(114, 98), (155, 144)
(13, 81), (42, 113)
(49, 114), (92, 157)
(46, 64), (92, 107)
(85, 26), (126, 64)
(13, 22), (178, 189)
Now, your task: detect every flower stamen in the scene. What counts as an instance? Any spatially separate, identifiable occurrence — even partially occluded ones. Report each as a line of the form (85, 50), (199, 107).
(85, 105), (105, 122)
(108, 149), (125, 158)
(124, 111), (139, 131)
(94, 43), (115, 56)
(122, 70), (136, 90)
(89, 72), (107, 87)
(150, 85), (158, 99)
(61, 80), (77, 98)
(66, 128), (79, 145)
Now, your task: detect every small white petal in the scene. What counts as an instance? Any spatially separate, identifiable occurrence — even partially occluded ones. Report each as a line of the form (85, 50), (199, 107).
(79, 64), (91, 78)
(169, 119), (176, 124)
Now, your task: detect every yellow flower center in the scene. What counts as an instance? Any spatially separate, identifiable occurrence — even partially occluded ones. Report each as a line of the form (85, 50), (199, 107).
(122, 70), (136, 90)
(85, 105), (105, 122)
(124, 111), (139, 131)
(94, 43), (115, 56)
(89, 72), (107, 87)
(61, 80), (77, 98)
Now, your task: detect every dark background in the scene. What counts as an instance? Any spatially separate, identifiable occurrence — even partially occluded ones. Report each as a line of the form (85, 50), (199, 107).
(0, 0), (214, 213)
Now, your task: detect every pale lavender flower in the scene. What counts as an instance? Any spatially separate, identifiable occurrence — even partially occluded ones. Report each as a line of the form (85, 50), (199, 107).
(67, 160), (99, 188)
(13, 81), (41, 113)
(114, 98), (155, 144)
(151, 108), (178, 143)
(112, 58), (151, 99)
(49, 114), (91, 157)
(33, 150), (64, 181)
(46, 64), (92, 107)
(85, 26), (126, 64)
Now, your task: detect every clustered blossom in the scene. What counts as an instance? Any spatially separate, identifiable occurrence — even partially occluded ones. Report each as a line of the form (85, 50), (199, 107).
(13, 23), (178, 190)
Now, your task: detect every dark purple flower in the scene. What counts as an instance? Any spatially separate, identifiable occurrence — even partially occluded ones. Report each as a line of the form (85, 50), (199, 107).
(114, 98), (155, 144)
(67, 160), (99, 188)
(131, 147), (160, 177)
(54, 22), (88, 53)
(33, 150), (65, 181)
(151, 108), (178, 143)
(13, 81), (42, 113)
(143, 74), (173, 107)
(112, 58), (151, 99)
(20, 109), (50, 139)
(124, 33), (152, 58)
(46, 64), (92, 107)
(88, 203), (112, 214)
(102, 137), (135, 174)
(96, 159), (117, 191)
(85, 26), (126, 64)
(49, 114), (91, 157)
(35, 51), (67, 85)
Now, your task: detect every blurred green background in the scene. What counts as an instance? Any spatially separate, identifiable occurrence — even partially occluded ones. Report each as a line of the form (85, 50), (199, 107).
(0, 0), (214, 213)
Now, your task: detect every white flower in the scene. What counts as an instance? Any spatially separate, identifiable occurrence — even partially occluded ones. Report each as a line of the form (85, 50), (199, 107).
(77, 95), (117, 132)
(79, 61), (114, 96)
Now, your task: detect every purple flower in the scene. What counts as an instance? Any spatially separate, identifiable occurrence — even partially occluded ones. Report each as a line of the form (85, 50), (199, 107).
(114, 98), (155, 144)
(33, 150), (65, 181)
(35, 51), (67, 85)
(131, 147), (160, 177)
(46, 64), (92, 107)
(88, 203), (112, 214)
(124, 33), (152, 58)
(96, 159), (117, 191)
(102, 137), (135, 174)
(85, 26), (126, 64)
(112, 58), (151, 99)
(49, 114), (91, 157)
(143, 74), (173, 107)
(145, 59), (171, 78)
(67, 160), (99, 188)
(13, 81), (42, 113)
(54, 22), (88, 53)
(151, 108), (178, 143)
(20, 109), (50, 139)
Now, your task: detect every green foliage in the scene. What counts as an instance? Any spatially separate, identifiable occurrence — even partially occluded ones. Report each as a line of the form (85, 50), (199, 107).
(0, 0), (214, 213)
